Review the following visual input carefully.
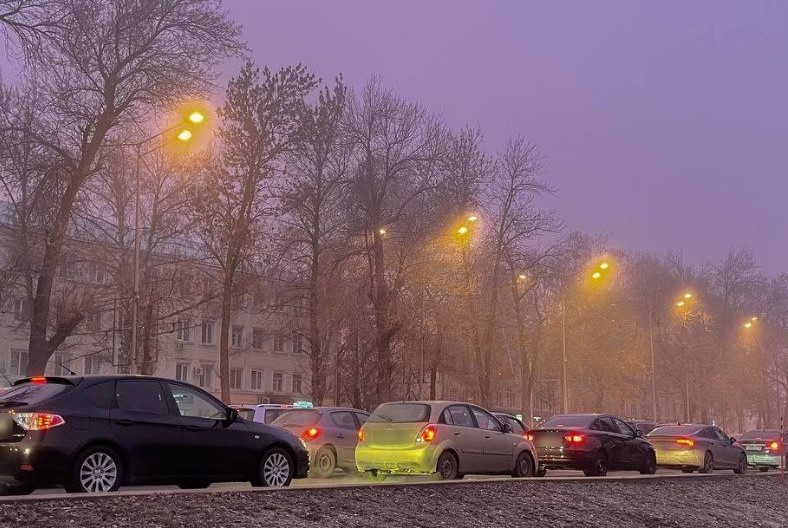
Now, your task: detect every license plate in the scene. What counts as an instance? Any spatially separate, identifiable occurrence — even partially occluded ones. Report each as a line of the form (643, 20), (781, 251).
(746, 445), (763, 451)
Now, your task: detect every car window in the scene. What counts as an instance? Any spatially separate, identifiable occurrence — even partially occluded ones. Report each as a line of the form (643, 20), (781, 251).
(448, 405), (475, 428)
(166, 383), (226, 420)
(116, 380), (169, 415)
(368, 403), (431, 423)
(0, 382), (71, 405)
(83, 381), (116, 408)
(330, 411), (357, 430)
(272, 410), (322, 427)
(597, 417), (617, 433)
(471, 407), (502, 432)
(696, 428), (715, 439)
(354, 412), (369, 427)
(440, 408), (454, 425)
(261, 408), (288, 424)
(540, 415), (595, 428)
(612, 417), (634, 436)
(713, 428), (729, 442)
(508, 418), (525, 434)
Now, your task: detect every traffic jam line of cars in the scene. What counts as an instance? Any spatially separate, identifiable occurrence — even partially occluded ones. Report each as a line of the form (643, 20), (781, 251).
(0, 375), (784, 495)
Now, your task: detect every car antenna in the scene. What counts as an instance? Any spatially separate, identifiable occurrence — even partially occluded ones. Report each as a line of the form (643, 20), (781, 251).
(60, 363), (77, 375)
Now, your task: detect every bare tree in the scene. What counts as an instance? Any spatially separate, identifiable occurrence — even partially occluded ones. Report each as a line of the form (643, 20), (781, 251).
(0, 0), (242, 375)
(191, 62), (317, 402)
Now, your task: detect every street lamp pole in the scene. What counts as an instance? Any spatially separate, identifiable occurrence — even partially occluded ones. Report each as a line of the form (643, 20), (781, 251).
(130, 144), (142, 373)
(561, 300), (568, 414)
(649, 308), (657, 422)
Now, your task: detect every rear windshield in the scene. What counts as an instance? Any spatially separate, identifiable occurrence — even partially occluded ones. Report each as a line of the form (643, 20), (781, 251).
(262, 408), (289, 424)
(740, 430), (781, 440)
(648, 425), (702, 436)
(0, 382), (71, 406)
(271, 410), (322, 427)
(539, 415), (594, 428)
(369, 403), (430, 423)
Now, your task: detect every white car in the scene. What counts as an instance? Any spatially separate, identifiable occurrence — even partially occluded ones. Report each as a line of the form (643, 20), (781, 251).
(232, 403), (293, 424)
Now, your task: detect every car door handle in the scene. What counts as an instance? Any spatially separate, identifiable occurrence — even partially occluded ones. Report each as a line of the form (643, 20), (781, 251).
(336, 434), (345, 439)
(484, 435), (491, 439)
(115, 419), (138, 426)
(453, 432), (461, 436)
(183, 425), (202, 431)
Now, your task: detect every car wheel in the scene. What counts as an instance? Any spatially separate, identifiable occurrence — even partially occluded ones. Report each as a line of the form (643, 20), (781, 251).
(177, 480), (211, 489)
(310, 446), (337, 478)
(436, 451), (459, 480)
(583, 451), (608, 477)
(258, 447), (294, 487)
(362, 469), (388, 482)
(759, 466), (769, 472)
(734, 453), (747, 475)
(65, 446), (123, 493)
(513, 451), (534, 477)
(640, 451), (657, 475)
(699, 451), (714, 474)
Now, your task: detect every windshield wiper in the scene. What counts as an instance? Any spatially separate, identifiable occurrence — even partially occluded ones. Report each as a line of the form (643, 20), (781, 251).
(0, 401), (28, 408)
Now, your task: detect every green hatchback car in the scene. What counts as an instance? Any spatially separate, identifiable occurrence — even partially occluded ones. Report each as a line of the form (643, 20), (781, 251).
(738, 429), (787, 471)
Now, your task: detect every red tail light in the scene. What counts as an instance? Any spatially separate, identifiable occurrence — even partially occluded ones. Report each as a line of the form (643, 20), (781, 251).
(526, 433), (534, 442)
(563, 432), (585, 444)
(358, 427), (365, 443)
(768, 441), (780, 450)
(676, 438), (695, 447)
(301, 427), (321, 441)
(30, 377), (46, 384)
(13, 413), (65, 431)
(416, 424), (438, 443)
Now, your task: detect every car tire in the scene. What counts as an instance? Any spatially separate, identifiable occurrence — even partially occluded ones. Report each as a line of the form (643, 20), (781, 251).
(513, 451), (534, 478)
(257, 447), (294, 488)
(699, 451), (714, 474)
(435, 451), (460, 480)
(65, 446), (123, 493)
(362, 469), (388, 482)
(639, 451), (657, 475)
(734, 453), (747, 475)
(535, 468), (547, 477)
(177, 480), (211, 489)
(583, 451), (608, 477)
(311, 446), (337, 478)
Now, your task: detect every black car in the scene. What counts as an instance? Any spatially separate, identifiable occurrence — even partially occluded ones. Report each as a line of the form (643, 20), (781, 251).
(530, 413), (657, 477)
(628, 419), (657, 436)
(0, 376), (309, 493)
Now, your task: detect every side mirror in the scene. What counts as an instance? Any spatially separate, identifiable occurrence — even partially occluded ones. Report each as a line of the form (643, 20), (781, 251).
(635, 429), (643, 438)
(502, 423), (513, 434)
(729, 437), (737, 445)
(225, 407), (239, 425)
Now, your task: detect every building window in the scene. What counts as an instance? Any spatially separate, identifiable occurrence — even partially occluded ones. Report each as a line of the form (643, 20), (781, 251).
(273, 372), (284, 393)
(251, 370), (264, 391)
(292, 374), (302, 394)
(201, 319), (214, 345)
(231, 325), (243, 348)
(85, 262), (106, 284)
(175, 363), (189, 382)
(84, 356), (99, 375)
(197, 365), (212, 388)
(252, 328), (264, 350)
(13, 298), (31, 321)
(175, 319), (191, 341)
(230, 368), (243, 390)
(85, 312), (102, 332)
(53, 354), (68, 376)
(292, 334), (303, 354)
(273, 333), (284, 353)
(9, 349), (28, 376)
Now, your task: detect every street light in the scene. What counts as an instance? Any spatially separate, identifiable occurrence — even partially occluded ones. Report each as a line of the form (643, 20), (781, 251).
(457, 226), (469, 235)
(121, 107), (208, 374)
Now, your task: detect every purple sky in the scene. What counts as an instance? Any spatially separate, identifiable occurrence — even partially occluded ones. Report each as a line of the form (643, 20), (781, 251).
(226, 0), (787, 275)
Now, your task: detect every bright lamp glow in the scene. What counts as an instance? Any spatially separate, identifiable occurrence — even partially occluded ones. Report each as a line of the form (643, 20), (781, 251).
(188, 111), (205, 124)
(467, 215), (479, 222)
(599, 262), (609, 270)
(177, 129), (193, 142)
(457, 226), (469, 235)
(591, 271), (602, 280)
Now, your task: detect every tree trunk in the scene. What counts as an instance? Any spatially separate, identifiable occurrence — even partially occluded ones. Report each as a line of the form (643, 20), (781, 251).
(219, 269), (233, 403)
(372, 228), (392, 405)
(308, 232), (326, 405)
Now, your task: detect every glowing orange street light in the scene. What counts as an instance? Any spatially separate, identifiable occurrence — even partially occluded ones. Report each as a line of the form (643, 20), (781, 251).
(591, 271), (602, 280)
(744, 322), (753, 329)
(457, 226), (469, 235)
(467, 215), (479, 222)
(599, 262), (609, 270)
(683, 293), (693, 299)
(177, 129), (193, 142)
(518, 273), (528, 281)
(675, 300), (685, 307)
(188, 111), (205, 124)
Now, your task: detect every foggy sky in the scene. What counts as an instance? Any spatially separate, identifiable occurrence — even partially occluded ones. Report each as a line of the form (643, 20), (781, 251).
(226, 0), (787, 274)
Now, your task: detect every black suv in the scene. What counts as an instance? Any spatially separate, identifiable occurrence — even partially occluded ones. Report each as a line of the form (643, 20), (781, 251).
(0, 376), (309, 493)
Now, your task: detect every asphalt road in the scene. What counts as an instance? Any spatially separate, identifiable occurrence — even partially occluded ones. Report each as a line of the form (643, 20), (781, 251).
(3, 467), (779, 500)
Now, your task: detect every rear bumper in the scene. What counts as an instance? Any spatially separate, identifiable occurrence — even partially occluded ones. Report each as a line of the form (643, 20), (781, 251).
(355, 444), (439, 475)
(745, 453), (783, 467)
(0, 438), (70, 484)
(654, 448), (704, 468)
(535, 448), (590, 470)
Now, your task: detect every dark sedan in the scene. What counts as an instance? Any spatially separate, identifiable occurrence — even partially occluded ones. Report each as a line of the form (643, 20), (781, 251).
(529, 413), (657, 477)
(0, 376), (309, 494)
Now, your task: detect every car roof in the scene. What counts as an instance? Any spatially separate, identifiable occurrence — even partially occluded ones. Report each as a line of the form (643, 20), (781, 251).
(283, 406), (368, 413)
(15, 375), (194, 385)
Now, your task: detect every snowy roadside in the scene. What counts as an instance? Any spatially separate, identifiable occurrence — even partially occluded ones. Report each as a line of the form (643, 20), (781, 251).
(0, 475), (784, 527)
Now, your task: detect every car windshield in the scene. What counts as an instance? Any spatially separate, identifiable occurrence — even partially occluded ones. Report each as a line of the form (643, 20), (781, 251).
(648, 425), (702, 436)
(539, 415), (595, 428)
(740, 430), (781, 440)
(0, 382), (71, 406)
(368, 403), (430, 423)
(271, 410), (322, 427)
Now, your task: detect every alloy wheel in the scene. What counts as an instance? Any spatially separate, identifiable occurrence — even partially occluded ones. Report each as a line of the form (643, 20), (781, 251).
(79, 452), (118, 493)
(262, 452), (291, 487)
